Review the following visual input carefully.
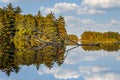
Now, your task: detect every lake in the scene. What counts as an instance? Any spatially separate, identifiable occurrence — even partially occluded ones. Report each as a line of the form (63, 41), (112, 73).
(0, 44), (120, 80)
(0, 1), (120, 80)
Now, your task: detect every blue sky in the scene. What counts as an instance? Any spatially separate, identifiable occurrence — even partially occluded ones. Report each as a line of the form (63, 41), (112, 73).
(0, 0), (120, 36)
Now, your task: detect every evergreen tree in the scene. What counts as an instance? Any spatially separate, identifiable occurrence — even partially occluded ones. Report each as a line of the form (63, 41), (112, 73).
(57, 16), (67, 40)
(43, 12), (58, 42)
(15, 6), (22, 14)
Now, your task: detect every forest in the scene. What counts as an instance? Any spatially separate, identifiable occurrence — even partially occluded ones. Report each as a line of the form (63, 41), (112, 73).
(81, 31), (120, 51)
(0, 3), (78, 54)
(1, 3), (120, 76)
(1, 4), (120, 53)
(81, 31), (120, 43)
(0, 3), (78, 76)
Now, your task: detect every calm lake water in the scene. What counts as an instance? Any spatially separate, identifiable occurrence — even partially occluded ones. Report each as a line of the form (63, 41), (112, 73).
(0, 44), (120, 80)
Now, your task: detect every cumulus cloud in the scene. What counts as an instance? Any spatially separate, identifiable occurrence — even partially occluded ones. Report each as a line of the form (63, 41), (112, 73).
(84, 73), (120, 80)
(40, 0), (120, 15)
(38, 64), (111, 80)
(77, 7), (105, 14)
(79, 66), (110, 75)
(40, 2), (106, 15)
(40, 2), (79, 14)
(65, 16), (94, 24)
(79, 66), (120, 80)
(38, 67), (81, 79)
(1, 0), (119, 15)
(81, 0), (120, 9)
(54, 70), (80, 79)
(64, 53), (98, 64)
(79, 0), (120, 14)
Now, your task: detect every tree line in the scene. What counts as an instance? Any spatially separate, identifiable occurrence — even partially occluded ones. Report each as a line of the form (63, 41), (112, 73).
(0, 3), (78, 76)
(81, 31), (120, 43)
(0, 3), (78, 53)
(81, 31), (120, 51)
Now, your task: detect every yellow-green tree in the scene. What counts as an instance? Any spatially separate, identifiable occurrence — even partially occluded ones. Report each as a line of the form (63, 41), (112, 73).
(66, 34), (78, 45)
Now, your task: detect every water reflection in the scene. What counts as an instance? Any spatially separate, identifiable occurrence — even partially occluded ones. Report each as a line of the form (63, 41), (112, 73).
(39, 46), (120, 80)
(81, 43), (120, 52)
(0, 41), (120, 80)
(0, 42), (66, 76)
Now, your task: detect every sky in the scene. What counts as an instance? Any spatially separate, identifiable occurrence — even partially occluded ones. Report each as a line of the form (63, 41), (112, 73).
(0, 0), (120, 37)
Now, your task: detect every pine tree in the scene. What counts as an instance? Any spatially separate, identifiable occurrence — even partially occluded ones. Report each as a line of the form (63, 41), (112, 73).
(57, 16), (67, 40)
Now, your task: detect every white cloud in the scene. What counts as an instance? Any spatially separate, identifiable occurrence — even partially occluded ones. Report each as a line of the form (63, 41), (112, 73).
(40, 2), (79, 14)
(110, 19), (120, 24)
(79, 66), (110, 75)
(40, 2), (105, 15)
(84, 73), (120, 80)
(38, 67), (60, 75)
(116, 56), (120, 60)
(38, 67), (81, 79)
(83, 56), (98, 61)
(54, 70), (80, 79)
(78, 66), (120, 80)
(38, 65), (111, 80)
(40, 0), (120, 15)
(64, 53), (98, 64)
(64, 46), (120, 65)
(64, 47), (101, 65)
(77, 7), (105, 14)
(0, 78), (15, 80)
(81, 0), (120, 9)
(65, 16), (94, 24)
(0, 0), (15, 3)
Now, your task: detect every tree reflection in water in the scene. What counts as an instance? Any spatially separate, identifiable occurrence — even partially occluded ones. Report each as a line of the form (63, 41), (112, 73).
(0, 41), (66, 76)
(1, 38), (120, 76)
(81, 43), (120, 52)
(1, 42), (120, 76)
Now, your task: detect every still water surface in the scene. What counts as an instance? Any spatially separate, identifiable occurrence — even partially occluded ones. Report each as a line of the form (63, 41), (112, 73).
(0, 44), (120, 80)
